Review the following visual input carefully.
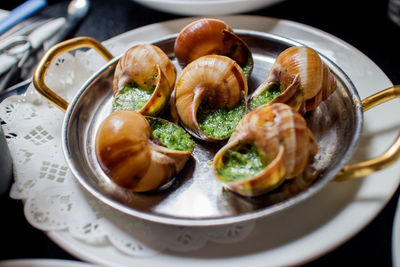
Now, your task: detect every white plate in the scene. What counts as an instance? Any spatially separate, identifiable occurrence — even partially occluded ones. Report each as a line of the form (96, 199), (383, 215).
(131, 0), (285, 15)
(47, 15), (400, 266)
(0, 259), (94, 267)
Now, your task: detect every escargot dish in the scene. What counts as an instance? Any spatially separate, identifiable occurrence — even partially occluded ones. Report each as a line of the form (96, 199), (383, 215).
(213, 103), (318, 197)
(174, 55), (248, 141)
(112, 44), (177, 116)
(248, 46), (337, 113)
(95, 110), (193, 192)
(174, 17), (253, 79)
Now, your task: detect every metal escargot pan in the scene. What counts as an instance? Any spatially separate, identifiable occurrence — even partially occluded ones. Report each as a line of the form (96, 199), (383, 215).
(33, 31), (400, 226)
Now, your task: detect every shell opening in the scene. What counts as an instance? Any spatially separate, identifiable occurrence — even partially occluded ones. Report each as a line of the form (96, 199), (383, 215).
(221, 30), (254, 79)
(113, 66), (172, 116)
(216, 142), (266, 182)
(248, 82), (282, 110)
(112, 81), (156, 112)
(112, 44), (176, 116)
(113, 64), (158, 111)
(249, 74), (306, 114)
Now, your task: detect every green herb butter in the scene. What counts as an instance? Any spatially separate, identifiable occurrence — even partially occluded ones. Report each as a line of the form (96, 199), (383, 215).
(242, 63), (252, 79)
(148, 118), (194, 151)
(217, 144), (265, 182)
(113, 83), (154, 112)
(248, 82), (282, 110)
(197, 101), (246, 139)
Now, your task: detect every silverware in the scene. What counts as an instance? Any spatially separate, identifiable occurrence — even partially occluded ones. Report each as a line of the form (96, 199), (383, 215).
(43, 0), (90, 50)
(0, 17), (52, 42)
(0, 0), (46, 35)
(0, 18), (66, 91)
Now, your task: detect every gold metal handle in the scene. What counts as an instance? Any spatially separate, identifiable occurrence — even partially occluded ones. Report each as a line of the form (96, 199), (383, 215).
(335, 85), (400, 181)
(33, 36), (114, 112)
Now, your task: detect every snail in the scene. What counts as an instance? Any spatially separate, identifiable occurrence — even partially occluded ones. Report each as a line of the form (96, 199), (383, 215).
(213, 103), (318, 197)
(174, 17), (253, 79)
(112, 44), (177, 116)
(174, 55), (248, 141)
(95, 110), (193, 192)
(248, 46), (337, 113)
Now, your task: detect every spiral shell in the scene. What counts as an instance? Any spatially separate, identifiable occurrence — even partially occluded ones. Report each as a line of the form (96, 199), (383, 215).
(213, 103), (318, 197)
(174, 55), (248, 141)
(174, 18), (253, 78)
(112, 44), (177, 116)
(249, 46), (337, 113)
(95, 110), (192, 192)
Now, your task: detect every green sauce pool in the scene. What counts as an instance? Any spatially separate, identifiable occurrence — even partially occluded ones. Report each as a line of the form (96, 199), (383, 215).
(217, 144), (265, 182)
(248, 82), (282, 110)
(148, 118), (194, 151)
(113, 83), (154, 112)
(197, 101), (246, 139)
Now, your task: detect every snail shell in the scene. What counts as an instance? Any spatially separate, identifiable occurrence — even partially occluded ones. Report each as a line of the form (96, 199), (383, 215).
(249, 46), (337, 113)
(174, 18), (253, 78)
(95, 110), (192, 192)
(174, 55), (248, 141)
(112, 44), (177, 116)
(213, 103), (318, 197)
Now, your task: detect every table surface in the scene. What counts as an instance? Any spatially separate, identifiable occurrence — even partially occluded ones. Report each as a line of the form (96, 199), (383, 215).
(1, 0), (400, 266)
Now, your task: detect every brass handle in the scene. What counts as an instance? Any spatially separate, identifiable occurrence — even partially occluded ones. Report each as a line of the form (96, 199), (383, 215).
(335, 85), (400, 181)
(33, 36), (114, 112)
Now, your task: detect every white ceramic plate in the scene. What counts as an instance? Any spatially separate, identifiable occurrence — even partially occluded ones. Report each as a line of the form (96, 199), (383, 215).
(47, 15), (400, 266)
(131, 0), (285, 15)
(0, 259), (94, 267)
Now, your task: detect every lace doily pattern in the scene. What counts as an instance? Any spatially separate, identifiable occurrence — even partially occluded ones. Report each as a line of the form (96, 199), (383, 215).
(0, 45), (255, 256)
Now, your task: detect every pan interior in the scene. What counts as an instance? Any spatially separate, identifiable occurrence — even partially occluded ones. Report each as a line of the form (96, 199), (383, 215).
(63, 31), (362, 226)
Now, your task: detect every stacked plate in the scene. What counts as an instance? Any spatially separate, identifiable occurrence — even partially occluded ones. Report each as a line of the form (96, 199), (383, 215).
(131, 0), (284, 15)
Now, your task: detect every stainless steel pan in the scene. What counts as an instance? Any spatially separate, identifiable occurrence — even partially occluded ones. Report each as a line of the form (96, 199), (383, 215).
(32, 32), (400, 226)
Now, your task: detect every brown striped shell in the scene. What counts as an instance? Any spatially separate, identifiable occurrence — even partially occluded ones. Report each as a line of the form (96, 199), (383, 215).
(249, 46), (337, 113)
(174, 55), (248, 141)
(213, 103), (318, 197)
(95, 110), (192, 192)
(174, 17), (253, 79)
(112, 44), (177, 116)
